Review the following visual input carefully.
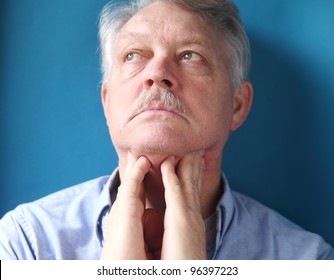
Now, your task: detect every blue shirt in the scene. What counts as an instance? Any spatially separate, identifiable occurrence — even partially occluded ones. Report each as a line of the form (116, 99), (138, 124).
(0, 169), (333, 260)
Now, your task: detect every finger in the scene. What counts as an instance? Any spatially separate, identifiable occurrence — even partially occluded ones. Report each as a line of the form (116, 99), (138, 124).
(160, 155), (206, 260)
(116, 154), (151, 218)
(101, 154), (151, 260)
(190, 151), (205, 204)
(161, 156), (182, 200)
(120, 153), (151, 196)
(124, 152), (151, 183)
(193, 151), (205, 193)
(177, 152), (204, 189)
(176, 152), (204, 209)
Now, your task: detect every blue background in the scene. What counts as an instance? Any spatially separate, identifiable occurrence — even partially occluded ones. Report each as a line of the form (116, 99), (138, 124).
(1, 0), (333, 246)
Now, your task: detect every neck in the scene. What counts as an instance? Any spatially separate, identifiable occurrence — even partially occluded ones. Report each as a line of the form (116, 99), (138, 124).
(143, 168), (166, 216)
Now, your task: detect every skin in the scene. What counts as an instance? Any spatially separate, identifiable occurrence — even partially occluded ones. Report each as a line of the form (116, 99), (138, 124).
(100, 1), (253, 259)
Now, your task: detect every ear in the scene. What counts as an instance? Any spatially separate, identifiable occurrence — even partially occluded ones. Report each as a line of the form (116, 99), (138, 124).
(231, 81), (253, 131)
(101, 81), (109, 122)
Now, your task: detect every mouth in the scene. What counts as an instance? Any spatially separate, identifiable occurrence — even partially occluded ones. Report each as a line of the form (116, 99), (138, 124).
(130, 102), (186, 121)
(143, 105), (181, 114)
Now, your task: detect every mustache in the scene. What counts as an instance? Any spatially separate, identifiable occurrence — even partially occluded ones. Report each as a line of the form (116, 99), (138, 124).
(130, 88), (188, 117)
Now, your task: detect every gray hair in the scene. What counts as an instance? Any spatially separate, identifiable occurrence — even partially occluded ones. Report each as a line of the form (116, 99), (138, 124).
(98, 0), (250, 88)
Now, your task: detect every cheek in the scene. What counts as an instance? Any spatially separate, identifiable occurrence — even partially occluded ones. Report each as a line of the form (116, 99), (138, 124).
(195, 90), (235, 138)
(106, 78), (137, 112)
(104, 92), (124, 131)
(192, 85), (234, 119)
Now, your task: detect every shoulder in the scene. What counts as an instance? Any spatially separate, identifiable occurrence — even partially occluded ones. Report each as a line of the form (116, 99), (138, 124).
(0, 175), (111, 259)
(24, 176), (109, 211)
(218, 190), (334, 259)
(9, 175), (110, 223)
(232, 190), (299, 228)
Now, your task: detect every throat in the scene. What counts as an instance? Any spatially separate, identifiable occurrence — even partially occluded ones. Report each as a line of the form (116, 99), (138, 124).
(144, 172), (166, 216)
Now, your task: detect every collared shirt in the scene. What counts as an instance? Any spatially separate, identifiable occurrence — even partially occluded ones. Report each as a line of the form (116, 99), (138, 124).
(0, 169), (333, 260)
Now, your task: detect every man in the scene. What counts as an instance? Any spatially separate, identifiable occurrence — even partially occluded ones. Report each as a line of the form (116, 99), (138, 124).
(0, 0), (333, 259)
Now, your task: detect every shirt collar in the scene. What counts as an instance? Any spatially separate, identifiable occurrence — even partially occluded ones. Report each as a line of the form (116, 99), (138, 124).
(214, 174), (235, 252)
(95, 168), (120, 247)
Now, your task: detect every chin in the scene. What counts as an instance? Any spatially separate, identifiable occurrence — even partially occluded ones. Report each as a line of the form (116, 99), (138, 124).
(134, 144), (180, 159)
(113, 127), (206, 166)
(129, 141), (186, 166)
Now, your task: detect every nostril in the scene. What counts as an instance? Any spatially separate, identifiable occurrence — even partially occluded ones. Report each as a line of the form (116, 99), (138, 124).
(162, 79), (172, 88)
(145, 78), (173, 89)
(147, 79), (154, 87)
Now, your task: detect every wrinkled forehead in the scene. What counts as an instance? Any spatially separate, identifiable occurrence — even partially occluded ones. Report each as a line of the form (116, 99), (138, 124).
(115, 1), (222, 50)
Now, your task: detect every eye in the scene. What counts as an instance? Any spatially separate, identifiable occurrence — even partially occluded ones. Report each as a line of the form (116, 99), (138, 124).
(125, 52), (142, 62)
(181, 51), (202, 61)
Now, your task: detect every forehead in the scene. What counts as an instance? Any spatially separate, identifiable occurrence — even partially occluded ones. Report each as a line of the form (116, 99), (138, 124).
(116, 1), (220, 46)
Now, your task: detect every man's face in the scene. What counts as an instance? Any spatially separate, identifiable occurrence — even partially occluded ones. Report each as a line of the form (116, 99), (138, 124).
(102, 1), (238, 161)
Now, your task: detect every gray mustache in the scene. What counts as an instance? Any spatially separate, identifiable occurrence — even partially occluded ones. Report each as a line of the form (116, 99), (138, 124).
(133, 88), (188, 115)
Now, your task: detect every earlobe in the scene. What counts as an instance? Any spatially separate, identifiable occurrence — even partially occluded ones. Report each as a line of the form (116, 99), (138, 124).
(101, 82), (107, 107)
(231, 81), (253, 131)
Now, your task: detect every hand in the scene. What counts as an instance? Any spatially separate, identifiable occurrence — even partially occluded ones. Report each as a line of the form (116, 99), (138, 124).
(101, 152), (206, 260)
(160, 152), (206, 259)
(100, 152), (151, 259)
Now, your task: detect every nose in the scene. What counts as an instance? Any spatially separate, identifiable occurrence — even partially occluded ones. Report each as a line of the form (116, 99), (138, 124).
(143, 56), (179, 91)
